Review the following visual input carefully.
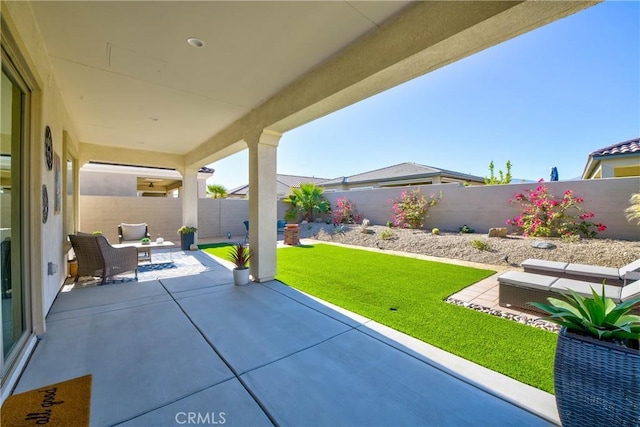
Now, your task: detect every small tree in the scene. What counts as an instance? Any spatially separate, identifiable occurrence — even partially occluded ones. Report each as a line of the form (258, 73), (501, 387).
(282, 183), (330, 222)
(206, 184), (227, 199)
(625, 193), (640, 226)
(484, 160), (512, 185)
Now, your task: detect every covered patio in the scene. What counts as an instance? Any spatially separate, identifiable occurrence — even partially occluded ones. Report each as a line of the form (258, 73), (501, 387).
(1, 0), (598, 412)
(15, 251), (557, 425)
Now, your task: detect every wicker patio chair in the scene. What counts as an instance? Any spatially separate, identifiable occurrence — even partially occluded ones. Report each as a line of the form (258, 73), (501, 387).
(69, 234), (138, 284)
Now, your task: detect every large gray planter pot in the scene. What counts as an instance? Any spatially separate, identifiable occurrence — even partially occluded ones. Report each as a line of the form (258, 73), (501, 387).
(180, 233), (194, 250)
(554, 327), (640, 427)
(233, 268), (250, 286)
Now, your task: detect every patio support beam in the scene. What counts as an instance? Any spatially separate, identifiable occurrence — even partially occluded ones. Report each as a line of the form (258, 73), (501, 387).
(181, 166), (200, 245)
(247, 130), (281, 282)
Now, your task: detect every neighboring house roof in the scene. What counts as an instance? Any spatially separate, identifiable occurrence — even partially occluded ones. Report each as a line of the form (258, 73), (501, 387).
(582, 137), (640, 179)
(320, 162), (484, 186)
(228, 174), (328, 197)
(589, 138), (640, 157)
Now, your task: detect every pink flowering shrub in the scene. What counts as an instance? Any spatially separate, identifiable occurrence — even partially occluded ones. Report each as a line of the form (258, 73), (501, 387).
(506, 180), (606, 238)
(390, 189), (442, 229)
(332, 197), (361, 224)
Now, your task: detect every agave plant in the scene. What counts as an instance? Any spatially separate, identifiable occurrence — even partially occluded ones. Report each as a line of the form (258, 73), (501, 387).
(529, 285), (640, 342)
(228, 243), (252, 270)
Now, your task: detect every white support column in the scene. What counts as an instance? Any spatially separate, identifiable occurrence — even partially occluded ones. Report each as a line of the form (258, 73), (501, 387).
(247, 130), (281, 282)
(181, 166), (200, 244)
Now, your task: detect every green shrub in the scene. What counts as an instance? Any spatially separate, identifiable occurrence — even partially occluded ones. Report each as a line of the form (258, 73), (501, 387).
(470, 239), (491, 251)
(380, 229), (393, 240)
(459, 224), (474, 234)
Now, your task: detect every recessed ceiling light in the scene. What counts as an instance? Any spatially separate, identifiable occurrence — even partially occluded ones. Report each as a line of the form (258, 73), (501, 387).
(187, 37), (205, 48)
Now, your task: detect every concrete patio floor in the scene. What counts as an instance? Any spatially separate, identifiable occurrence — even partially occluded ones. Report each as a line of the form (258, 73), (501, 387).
(12, 249), (558, 426)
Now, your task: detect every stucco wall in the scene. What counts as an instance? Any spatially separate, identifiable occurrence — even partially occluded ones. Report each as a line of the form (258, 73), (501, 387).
(79, 177), (639, 242)
(3, 1), (83, 321)
(322, 177), (640, 240)
(79, 197), (290, 243)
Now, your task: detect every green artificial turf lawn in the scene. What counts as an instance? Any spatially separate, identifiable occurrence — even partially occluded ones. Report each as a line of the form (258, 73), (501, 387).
(277, 244), (557, 393)
(203, 243), (557, 393)
(198, 242), (234, 251)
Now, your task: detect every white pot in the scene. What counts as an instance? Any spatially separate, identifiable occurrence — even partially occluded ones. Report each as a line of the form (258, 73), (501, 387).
(233, 268), (250, 286)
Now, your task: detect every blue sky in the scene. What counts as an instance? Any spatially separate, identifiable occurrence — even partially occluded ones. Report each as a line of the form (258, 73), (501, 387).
(208, 1), (639, 190)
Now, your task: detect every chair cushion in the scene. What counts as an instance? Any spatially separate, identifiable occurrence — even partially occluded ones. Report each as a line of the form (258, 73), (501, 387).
(521, 259), (567, 272)
(619, 259), (640, 276)
(565, 263), (620, 280)
(120, 223), (147, 241)
(551, 278), (621, 300)
(497, 271), (557, 291)
(621, 280), (640, 301)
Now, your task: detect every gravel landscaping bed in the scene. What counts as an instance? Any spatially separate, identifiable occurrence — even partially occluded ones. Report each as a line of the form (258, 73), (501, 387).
(300, 223), (640, 268)
(294, 222), (639, 332)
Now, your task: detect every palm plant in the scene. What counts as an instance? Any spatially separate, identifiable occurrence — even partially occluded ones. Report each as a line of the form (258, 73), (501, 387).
(625, 193), (640, 226)
(282, 183), (330, 222)
(206, 183), (228, 199)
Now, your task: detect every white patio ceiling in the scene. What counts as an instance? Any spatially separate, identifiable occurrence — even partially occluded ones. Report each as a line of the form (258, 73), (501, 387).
(29, 1), (596, 168)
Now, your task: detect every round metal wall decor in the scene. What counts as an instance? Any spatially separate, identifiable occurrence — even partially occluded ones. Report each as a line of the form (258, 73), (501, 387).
(42, 185), (49, 223)
(44, 125), (53, 171)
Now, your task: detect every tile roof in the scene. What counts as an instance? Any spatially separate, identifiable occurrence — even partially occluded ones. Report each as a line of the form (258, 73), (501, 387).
(276, 174), (328, 188)
(320, 162), (484, 185)
(589, 138), (640, 157)
(228, 174), (328, 196)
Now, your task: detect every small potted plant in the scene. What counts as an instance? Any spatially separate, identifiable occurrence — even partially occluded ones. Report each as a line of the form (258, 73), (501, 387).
(228, 243), (252, 286)
(177, 226), (197, 250)
(140, 237), (151, 245)
(529, 285), (640, 426)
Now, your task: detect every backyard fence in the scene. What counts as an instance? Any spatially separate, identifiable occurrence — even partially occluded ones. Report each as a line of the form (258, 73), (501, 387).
(79, 177), (639, 242)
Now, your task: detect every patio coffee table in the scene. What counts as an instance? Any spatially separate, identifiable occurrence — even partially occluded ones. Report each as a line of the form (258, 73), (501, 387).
(112, 241), (176, 264)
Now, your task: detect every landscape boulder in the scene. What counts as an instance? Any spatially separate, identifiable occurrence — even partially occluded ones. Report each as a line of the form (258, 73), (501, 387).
(487, 227), (508, 238)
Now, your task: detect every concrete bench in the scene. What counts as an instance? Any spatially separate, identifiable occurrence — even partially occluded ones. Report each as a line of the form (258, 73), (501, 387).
(520, 258), (640, 287)
(497, 271), (640, 316)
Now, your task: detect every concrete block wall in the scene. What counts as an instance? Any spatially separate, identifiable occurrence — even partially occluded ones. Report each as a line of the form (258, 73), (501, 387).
(78, 178), (639, 242)
(79, 196), (290, 243)
(79, 196), (182, 243)
(323, 177), (640, 241)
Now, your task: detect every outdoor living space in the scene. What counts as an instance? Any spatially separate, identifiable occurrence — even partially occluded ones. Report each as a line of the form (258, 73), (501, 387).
(3, 1), (639, 424)
(14, 247), (558, 426)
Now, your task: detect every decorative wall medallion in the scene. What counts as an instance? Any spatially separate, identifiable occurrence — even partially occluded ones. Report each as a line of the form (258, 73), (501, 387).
(42, 184), (49, 223)
(45, 125), (53, 170)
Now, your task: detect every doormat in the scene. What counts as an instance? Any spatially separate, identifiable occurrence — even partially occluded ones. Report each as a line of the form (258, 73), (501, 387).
(1, 374), (91, 426)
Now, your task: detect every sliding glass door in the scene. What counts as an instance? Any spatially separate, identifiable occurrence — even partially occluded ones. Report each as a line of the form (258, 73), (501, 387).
(1, 54), (30, 379)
